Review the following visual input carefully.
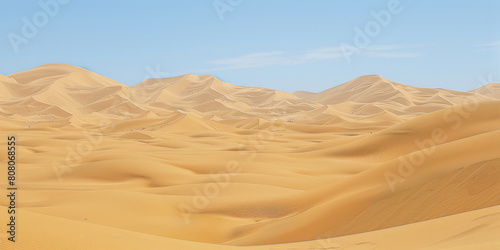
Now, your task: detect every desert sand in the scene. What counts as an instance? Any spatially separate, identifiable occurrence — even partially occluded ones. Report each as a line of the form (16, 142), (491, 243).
(1, 64), (499, 249)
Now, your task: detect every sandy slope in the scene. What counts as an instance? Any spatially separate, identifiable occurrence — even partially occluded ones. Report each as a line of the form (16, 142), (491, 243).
(2, 205), (500, 250)
(1, 64), (499, 249)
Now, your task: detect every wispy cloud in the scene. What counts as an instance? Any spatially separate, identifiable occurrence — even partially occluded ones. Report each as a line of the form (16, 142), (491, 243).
(362, 51), (420, 58)
(474, 41), (500, 51)
(209, 51), (308, 70)
(199, 44), (428, 72)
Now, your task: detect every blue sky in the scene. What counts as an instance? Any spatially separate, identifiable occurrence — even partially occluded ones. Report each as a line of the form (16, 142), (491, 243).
(1, 0), (499, 93)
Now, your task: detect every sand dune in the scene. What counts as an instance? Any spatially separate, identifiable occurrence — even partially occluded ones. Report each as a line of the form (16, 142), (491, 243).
(301, 75), (496, 118)
(1, 64), (499, 249)
(472, 82), (500, 98)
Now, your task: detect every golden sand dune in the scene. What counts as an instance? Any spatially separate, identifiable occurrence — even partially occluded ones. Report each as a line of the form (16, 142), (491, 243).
(0, 64), (499, 249)
(473, 82), (500, 99)
(301, 75), (496, 118)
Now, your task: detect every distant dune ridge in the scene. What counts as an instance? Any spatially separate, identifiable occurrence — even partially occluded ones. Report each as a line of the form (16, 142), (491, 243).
(1, 64), (497, 128)
(1, 64), (500, 249)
